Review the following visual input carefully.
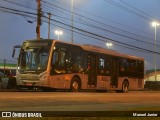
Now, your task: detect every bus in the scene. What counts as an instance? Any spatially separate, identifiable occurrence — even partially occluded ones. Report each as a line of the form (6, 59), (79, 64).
(12, 39), (144, 92)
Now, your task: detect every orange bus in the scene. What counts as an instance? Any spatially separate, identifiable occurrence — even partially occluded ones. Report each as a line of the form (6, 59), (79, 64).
(13, 39), (144, 92)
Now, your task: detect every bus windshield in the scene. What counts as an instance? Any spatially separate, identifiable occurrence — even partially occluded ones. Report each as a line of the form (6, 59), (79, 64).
(18, 47), (50, 71)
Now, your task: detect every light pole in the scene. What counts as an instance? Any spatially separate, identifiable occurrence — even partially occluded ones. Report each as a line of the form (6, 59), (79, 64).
(106, 43), (113, 49)
(152, 21), (160, 81)
(71, 0), (74, 43)
(47, 13), (51, 39)
(55, 30), (63, 40)
(36, 0), (41, 40)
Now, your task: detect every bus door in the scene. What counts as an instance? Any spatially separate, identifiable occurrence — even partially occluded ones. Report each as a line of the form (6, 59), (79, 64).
(50, 46), (67, 89)
(110, 58), (119, 88)
(87, 54), (97, 87)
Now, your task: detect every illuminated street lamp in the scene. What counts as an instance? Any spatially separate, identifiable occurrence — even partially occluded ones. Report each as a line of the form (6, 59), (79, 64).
(71, 0), (74, 43)
(106, 43), (113, 49)
(152, 21), (160, 81)
(55, 30), (63, 40)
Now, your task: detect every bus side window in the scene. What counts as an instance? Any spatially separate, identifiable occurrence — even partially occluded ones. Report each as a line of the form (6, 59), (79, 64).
(98, 56), (110, 76)
(105, 57), (110, 75)
(69, 45), (83, 73)
(65, 52), (72, 73)
(51, 47), (66, 74)
(99, 58), (105, 74)
(122, 59), (129, 71)
(52, 49), (58, 66)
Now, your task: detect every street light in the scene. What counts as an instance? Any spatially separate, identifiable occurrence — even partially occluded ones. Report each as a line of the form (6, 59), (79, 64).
(152, 21), (160, 81)
(106, 43), (113, 49)
(55, 30), (63, 40)
(71, 0), (74, 43)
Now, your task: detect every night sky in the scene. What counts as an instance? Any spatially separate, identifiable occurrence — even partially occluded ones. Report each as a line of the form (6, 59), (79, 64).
(0, 0), (160, 70)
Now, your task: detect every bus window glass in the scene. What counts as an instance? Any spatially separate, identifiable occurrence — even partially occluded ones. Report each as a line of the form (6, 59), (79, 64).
(122, 59), (129, 71)
(18, 48), (49, 70)
(99, 58), (105, 74)
(58, 48), (66, 66)
(83, 52), (88, 73)
(128, 60), (135, 73)
(98, 56), (110, 76)
(66, 52), (72, 73)
(52, 47), (66, 74)
(51, 43), (84, 74)
(105, 57), (110, 75)
(138, 61), (144, 72)
(70, 47), (83, 73)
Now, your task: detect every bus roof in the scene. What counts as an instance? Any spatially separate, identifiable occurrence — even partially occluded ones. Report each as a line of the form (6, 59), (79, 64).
(80, 44), (144, 61)
(23, 39), (144, 61)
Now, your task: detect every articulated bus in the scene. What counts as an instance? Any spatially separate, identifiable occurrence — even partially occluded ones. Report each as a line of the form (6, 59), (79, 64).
(12, 39), (144, 92)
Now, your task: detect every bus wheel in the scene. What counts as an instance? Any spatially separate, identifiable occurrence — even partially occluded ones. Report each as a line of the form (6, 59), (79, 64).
(122, 80), (129, 93)
(71, 78), (81, 92)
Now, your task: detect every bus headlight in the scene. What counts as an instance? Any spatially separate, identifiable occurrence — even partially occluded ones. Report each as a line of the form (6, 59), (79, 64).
(39, 72), (47, 81)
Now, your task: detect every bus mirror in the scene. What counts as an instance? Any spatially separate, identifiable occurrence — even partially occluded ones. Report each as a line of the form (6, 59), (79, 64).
(12, 45), (21, 59)
(12, 48), (15, 58)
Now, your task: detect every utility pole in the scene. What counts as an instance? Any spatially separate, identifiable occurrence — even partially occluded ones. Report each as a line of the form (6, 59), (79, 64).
(47, 13), (51, 39)
(154, 25), (157, 81)
(36, 0), (41, 40)
(152, 21), (160, 81)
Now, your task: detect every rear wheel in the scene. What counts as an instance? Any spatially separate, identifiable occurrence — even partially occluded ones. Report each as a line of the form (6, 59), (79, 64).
(122, 80), (129, 93)
(70, 77), (81, 92)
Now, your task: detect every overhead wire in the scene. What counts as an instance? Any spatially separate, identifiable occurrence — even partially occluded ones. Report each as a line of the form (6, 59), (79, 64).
(0, 2), (160, 55)
(3, 0), (158, 45)
(119, 0), (159, 20)
(104, 0), (153, 21)
(2, 0), (37, 10)
(42, 15), (160, 55)
(0, 9), (36, 19)
(45, 1), (160, 46)
(41, 0), (160, 45)
(48, 0), (154, 37)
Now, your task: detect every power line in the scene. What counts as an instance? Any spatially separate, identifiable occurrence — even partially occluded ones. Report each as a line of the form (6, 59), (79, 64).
(3, 0), (158, 45)
(78, 19), (159, 47)
(42, 10), (157, 47)
(47, 0), (154, 37)
(104, 0), (158, 21)
(42, 16), (160, 55)
(119, 0), (159, 20)
(0, 9), (36, 19)
(1, 5), (160, 55)
(2, 0), (37, 10)
(41, 0), (160, 45)
(0, 5), (37, 15)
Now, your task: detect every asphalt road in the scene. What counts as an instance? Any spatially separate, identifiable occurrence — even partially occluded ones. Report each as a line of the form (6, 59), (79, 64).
(0, 91), (160, 112)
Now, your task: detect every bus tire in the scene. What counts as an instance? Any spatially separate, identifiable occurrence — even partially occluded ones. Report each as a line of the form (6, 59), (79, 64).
(70, 77), (81, 92)
(122, 80), (129, 93)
